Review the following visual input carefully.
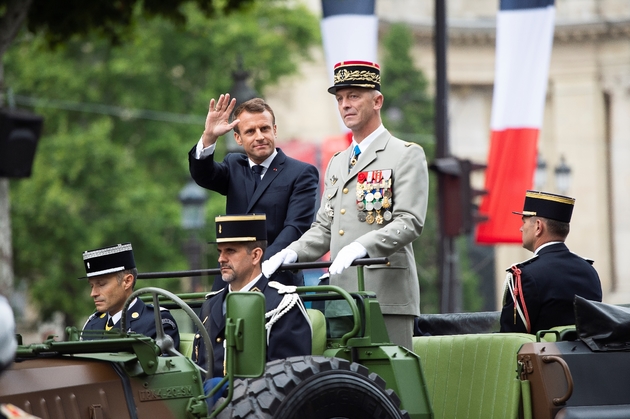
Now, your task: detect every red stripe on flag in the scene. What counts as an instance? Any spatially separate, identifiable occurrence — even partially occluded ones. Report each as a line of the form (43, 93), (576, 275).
(475, 128), (539, 244)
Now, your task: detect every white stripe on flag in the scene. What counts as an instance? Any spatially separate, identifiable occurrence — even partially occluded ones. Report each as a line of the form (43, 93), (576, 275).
(321, 15), (379, 85)
(476, 1), (556, 244)
(490, 5), (555, 130)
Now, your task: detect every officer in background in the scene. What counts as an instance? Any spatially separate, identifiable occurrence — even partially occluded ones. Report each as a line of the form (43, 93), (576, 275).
(500, 190), (602, 334)
(192, 214), (311, 379)
(81, 243), (180, 351)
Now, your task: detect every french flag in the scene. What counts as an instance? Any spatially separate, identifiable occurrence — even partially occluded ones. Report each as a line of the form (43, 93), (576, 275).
(476, 0), (555, 244)
(320, 0), (378, 98)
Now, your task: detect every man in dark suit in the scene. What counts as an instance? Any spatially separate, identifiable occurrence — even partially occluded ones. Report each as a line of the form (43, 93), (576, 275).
(188, 96), (319, 287)
(500, 190), (602, 334)
(81, 243), (180, 352)
(191, 214), (311, 378)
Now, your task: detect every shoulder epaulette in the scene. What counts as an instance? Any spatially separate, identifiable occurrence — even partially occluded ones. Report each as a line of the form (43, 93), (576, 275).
(405, 142), (419, 147)
(145, 303), (168, 311)
(332, 151), (342, 157)
(267, 280), (297, 294)
(87, 311), (105, 322)
(205, 289), (224, 299)
(571, 251), (595, 265)
(505, 254), (538, 272)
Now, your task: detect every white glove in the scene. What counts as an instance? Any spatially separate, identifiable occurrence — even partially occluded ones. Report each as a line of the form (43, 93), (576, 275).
(329, 242), (367, 275)
(262, 249), (297, 278)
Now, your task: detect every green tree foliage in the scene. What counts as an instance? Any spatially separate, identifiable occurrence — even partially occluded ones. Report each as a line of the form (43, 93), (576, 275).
(380, 23), (433, 139)
(4, 1), (320, 326)
(20, 0), (255, 46)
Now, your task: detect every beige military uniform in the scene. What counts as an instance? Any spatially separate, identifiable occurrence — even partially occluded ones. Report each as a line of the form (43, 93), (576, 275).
(288, 130), (429, 317)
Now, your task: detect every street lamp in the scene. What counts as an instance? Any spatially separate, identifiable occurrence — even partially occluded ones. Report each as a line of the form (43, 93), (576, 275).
(179, 180), (208, 230)
(554, 155), (572, 195)
(534, 153), (547, 190)
(179, 180), (208, 291)
(226, 55), (259, 153)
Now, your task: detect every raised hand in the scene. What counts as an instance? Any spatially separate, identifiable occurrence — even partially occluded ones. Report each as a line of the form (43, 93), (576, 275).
(202, 93), (240, 147)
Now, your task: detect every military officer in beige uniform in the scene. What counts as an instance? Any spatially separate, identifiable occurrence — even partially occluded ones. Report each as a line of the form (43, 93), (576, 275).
(263, 61), (429, 349)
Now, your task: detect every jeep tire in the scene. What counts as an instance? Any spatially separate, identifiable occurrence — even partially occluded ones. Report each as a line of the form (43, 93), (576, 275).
(216, 355), (410, 419)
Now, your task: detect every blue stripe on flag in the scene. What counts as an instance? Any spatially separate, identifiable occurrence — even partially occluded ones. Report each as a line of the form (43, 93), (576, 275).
(322, 0), (375, 18)
(500, 0), (554, 11)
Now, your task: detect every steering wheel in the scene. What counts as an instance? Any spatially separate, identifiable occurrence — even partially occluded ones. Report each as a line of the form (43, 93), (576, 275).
(122, 287), (213, 379)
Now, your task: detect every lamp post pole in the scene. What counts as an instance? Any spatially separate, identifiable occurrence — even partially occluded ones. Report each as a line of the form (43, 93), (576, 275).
(179, 180), (208, 292)
(435, 0), (461, 313)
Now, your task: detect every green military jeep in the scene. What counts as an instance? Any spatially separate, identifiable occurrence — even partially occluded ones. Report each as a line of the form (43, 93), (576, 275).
(1, 260), (629, 419)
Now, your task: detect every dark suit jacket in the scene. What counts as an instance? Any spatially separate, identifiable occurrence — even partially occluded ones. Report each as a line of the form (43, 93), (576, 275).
(191, 277), (312, 378)
(83, 299), (180, 351)
(500, 242), (602, 333)
(189, 147), (319, 285)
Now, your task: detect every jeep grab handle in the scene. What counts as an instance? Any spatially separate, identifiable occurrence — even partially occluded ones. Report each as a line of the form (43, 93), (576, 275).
(542, 355), (574, 405)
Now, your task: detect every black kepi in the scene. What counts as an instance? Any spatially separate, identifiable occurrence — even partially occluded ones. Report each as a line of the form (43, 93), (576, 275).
(81, 243), (135, 279)
(513, 190), (575, 223)
(215, 214), (267, 243)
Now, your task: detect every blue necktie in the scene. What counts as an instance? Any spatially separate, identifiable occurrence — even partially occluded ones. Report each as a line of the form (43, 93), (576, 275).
(349, 145), (361, 173)
(252, 165), (263, 189)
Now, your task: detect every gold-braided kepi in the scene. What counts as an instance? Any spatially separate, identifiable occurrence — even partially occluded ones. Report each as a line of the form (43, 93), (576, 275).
(512, 190), (575, 223)
(328, 61), (381, 94)
(214, 214), (267, 243)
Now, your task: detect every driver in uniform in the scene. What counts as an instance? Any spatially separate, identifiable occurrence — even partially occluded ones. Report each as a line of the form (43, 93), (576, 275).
(80, 243), (180, 351)
(192, 214), (311, 378)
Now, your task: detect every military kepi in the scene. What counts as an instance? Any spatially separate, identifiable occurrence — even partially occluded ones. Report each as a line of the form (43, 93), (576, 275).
(328, 61), (381, 94)
(81, 243), (135, 279)
(513, 190), (575, 223)
(215, 214), (267, 243)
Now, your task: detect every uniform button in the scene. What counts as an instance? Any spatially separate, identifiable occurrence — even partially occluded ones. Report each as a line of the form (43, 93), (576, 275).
(340, 209), (346, 214)
(216, 337), (222, 343)
(343, 188), (349, 194)
(339, 230), (344, 236)
(327, 194), (332, 199)
(195, 334), (200, 338)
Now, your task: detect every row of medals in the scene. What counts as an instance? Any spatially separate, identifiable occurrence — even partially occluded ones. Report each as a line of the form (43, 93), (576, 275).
(357, 171), (393, 225)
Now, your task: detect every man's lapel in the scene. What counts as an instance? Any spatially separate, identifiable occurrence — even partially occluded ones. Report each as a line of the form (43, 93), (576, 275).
(210, 291), (227, 336)
(239, 157), (257, 205)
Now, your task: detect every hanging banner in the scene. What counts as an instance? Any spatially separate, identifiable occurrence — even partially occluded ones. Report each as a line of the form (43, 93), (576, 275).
(476, 0), (555, 244)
